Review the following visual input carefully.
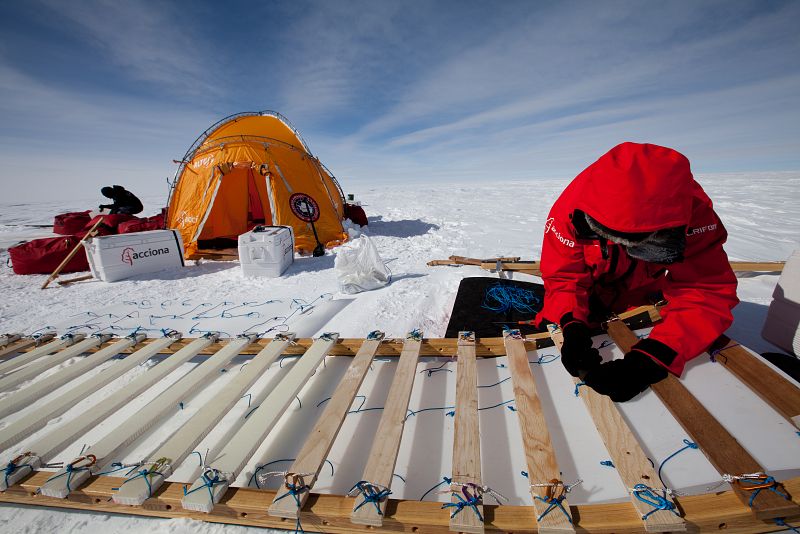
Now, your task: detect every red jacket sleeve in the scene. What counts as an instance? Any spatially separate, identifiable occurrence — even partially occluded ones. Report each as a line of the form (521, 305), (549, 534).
(647, 207), (738, 375)
(539, 213), (593, 325)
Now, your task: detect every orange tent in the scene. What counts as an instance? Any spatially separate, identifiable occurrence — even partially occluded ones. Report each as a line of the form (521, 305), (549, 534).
(166, 111), (348, 258)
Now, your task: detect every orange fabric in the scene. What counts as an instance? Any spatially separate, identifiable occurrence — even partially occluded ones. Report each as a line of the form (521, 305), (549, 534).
(167, 113), (348, 257)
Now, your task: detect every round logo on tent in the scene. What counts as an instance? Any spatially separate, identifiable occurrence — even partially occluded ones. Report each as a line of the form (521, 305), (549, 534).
(289, 193), (320, 222)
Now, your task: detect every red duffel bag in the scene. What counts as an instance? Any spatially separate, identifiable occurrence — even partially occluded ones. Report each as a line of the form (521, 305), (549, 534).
(8, 235), (89, 275)
(53, 211), (91, 235)
(81, 213), (137, 235)
(118, 212), (165, 234)
(344, 203), (368, 227)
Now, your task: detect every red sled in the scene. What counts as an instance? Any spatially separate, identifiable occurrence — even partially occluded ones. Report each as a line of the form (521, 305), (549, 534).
(81, 213), (137, 235)
(118, 212), (165, 234)
(8, 235), (89, 275)
(53, 211), (91, 235)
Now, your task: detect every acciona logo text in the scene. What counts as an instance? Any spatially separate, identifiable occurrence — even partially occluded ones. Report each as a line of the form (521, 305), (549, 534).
(121, 246), (171, 266)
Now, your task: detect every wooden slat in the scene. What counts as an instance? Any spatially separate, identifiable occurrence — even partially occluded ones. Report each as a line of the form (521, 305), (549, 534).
(478, 260), (784, 275)
(0, 335), (180, 454)
(6, 468), (800, 533)
(448, 332), (483, 534)
(181, 334), (338, 513)
(114, 334), (294, 505)
(548, 327), (684, 532)
(503, 331), (575, 533)
(0, 334), (75, 375)
(351, 334), (422, 526)
(605, 319), (800, 520)
(0, 334), (108, 392)
(0, 334), (143, 420)
(710, 336), (800, 429)
(0, 336), (216, 492)
(39, 335), (252, 498)
(0, 338), (34, 360)
(269, 336), (383, 519)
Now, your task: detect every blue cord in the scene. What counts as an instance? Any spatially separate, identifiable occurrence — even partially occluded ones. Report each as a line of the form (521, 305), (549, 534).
(631, 484), (679, 520)
(482, 283), (540, 314)
(534, 494), (572, 523)
(657, 439), (698, 489)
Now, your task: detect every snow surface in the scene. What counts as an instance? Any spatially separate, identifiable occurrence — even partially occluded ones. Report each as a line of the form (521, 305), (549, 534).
(0, 173), (798, 532)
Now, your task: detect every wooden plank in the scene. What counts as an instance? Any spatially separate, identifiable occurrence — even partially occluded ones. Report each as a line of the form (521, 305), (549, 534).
(269, 334), (384, 519)
(605, 319), (800, 520)
(710, 336), (800, 429)
(728, 261), (785, 272)
(0, 334), (144, 420)
(113, 334), (294, 505)
(0, 333), (22, 349)
(447, 331), (484, 534)
(181, 333), (338, 513)
(0, 335), (216, 491)
(479, 260), (783, 275)
(2, 470), (800, 533)
(547, 327), (684, 532)
(351, 333), (423, 526)
(39, 335), (254, 498)
(0, 334), (180, 454)
(0, 337), (37, 360)
(0, 333), (74, 375)
(0, 334), (109, 392)
(503, 331), (575, 533)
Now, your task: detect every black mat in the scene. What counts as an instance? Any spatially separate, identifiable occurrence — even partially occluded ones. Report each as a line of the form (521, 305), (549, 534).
(444, 277), (545, 338)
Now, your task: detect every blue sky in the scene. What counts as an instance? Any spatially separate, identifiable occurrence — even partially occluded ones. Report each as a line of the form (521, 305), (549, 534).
(1, 0), (798, 203)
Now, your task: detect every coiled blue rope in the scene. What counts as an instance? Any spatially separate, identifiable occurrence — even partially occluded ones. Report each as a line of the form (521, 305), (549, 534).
(482, 283), (540, 314)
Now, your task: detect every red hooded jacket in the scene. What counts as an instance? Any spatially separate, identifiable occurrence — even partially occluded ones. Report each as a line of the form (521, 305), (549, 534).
(539, 142), (738, 375)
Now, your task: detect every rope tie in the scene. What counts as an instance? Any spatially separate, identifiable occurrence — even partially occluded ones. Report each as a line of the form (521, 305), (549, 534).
(406, 329), (423, 341)
(574, 381), (586, 397)
(709, 343), (740, 363)
(4, 453), (36, 488)
(348, 480), (392, 514)
(96, 461), (143, 477)
(441, 482), (503, 522)
(274, 333), (298, 345)
(182, 467), (231, 503)
(269, 472), (313, 534)
(529, 479), (581, 523)
(630, 484), (680, 520)
(721, 472), (789, 507)
(45, 454), (97, 492)
(366, 330), (385, 341)
(775, 518), (800, 533)
(506, 328), (524, 340)
(113, 458), (171, 499)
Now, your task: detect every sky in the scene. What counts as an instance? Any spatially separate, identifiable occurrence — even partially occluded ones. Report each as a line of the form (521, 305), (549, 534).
(0, 0), (799, 203)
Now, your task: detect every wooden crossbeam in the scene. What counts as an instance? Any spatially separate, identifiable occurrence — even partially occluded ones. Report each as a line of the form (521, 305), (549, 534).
(0, 334), (110, 392)
(710, 336), (800, 429)
(0, 334), (144, 420)
(0, 333), (56, 360)
(605, 319), (800, 520)
(181, 333), (338, 513)
(0, 334), (180, 454)
(0, 333), (76, 376)
(0, 335), (215, 491)
(351, 333), (423, 526)
(503, 331), (575, 533)
(0, 470), (798, 533)
(448, 331), (484, 534)
(547, 327), (684, 532)
(113, 334), (294, 506)
(39, 335), (253, 498)
(269, 334), (384, 519)
(0, 333), (22, 350)
(103, 307), (656, 359)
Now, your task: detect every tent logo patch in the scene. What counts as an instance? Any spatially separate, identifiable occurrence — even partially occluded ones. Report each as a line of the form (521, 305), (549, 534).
(289, 193), (320, 222)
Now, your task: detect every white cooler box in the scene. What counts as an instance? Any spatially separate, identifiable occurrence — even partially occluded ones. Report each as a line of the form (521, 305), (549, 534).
(238, 225), (294, 278)
(84, 230), (185, 282)
(762, 249), (800, 355)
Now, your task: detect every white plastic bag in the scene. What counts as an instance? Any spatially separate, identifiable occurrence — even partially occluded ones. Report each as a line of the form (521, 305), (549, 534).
(334, 235), (390, 294)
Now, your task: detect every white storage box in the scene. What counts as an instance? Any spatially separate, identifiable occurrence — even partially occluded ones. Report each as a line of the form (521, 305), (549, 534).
(84, 230), (185, 282)
(762, 249), (800, 355)
(238, 225), (294, 278)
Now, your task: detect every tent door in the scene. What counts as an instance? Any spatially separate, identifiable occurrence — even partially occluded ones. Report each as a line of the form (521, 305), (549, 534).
(247, 168), (266, 226)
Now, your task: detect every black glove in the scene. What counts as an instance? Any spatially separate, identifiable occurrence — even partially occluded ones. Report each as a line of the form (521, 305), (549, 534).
(583, 339), (673, 402)
(559, 313), (601, 377)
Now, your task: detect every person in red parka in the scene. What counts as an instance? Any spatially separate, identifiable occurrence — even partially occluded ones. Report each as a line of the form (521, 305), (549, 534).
(538, 142), (738, 401)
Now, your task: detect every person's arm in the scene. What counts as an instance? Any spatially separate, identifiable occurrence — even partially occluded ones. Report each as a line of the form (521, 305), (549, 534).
(646, 209), (738, 376)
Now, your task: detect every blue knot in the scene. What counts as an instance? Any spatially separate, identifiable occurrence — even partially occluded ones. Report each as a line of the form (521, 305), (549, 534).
(4, 461), (33, 489)
(507, 405), (516, 412)
(600, 460), (615, 468)
(442, 490), (483, 522)
(350, 481), (392, 514)
(574, 381), (586, 397)
(182, 468), (227, 503)
(445, 410), (455, 417)
(534, 494), (572, 523)
(631, 484), (679, 520)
